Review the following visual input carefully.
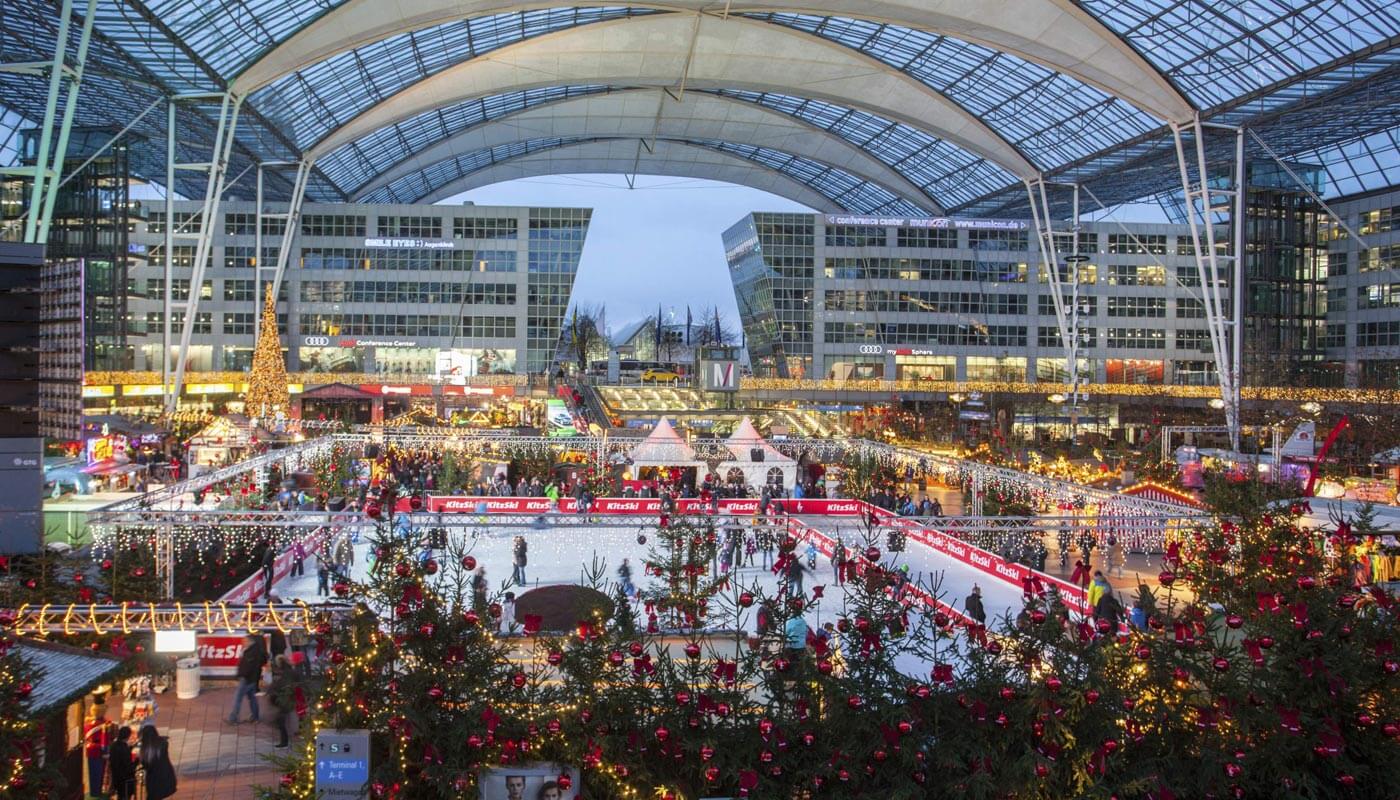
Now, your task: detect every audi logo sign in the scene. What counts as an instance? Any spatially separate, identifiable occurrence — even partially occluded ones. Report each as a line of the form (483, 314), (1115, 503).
(303, 336), (331, 346)
(858, 345), (885, 355)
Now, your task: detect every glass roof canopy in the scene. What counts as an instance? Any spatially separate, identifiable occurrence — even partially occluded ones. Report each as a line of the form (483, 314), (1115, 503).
(0, 0), (1395, 213)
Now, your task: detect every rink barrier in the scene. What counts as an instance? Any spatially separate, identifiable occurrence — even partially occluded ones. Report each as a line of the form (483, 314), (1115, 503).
(787, 517), (976, 627)
(393, 495), (1091, 614)
(221, 526), (333, 606)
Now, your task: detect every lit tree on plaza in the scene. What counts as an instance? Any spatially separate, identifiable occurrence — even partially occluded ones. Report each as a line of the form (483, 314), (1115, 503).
(246, 283), (289, 420)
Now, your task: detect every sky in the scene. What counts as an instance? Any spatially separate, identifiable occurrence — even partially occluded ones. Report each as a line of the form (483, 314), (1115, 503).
(439, 175), (812, 335)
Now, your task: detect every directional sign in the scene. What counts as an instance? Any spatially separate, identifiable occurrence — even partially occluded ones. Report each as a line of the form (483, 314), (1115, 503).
(316, 729), (370, 799)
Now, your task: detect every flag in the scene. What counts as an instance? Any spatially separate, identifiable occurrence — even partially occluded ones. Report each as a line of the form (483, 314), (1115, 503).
(686, 306), (692, 345)
(654, 304), (662, 357)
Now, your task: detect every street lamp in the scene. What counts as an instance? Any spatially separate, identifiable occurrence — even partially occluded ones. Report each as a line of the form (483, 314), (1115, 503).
(1300, 401), (1323, 415)
(1047, 393), (1066, 404)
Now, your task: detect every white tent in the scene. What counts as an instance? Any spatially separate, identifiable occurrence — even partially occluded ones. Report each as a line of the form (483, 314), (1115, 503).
(717, 417), (796, 489)
(628, 417), (706, 472)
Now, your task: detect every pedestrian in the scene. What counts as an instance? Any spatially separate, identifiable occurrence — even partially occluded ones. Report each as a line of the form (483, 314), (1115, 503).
(512, 536), (528, 586)
(82, 707), (113, 799)
(268, 655), (297, 748)
(783, 613), (809, 660)
(290, 537), (306, 577)
(269, 625), (288, 660)
(138, 725), (177, 800)
(472, 566), (489, 611)
(1087, 571), (1112, 611)
(964, 585), (987, 625)
(109, 726), (136, 800)
(784, 553), (806, 597)
(1094, 591), (1124, 634)
(617, 558), (634, 598)
(260, 544), (276, 599)
(1107, 533), (1125, 579)
(1129, 599), (1147, 631)
(227, 632), (266, 724)
(501, 592), (516, 633)
(831, 538), (846, 586)
(315, 543), (331, 597)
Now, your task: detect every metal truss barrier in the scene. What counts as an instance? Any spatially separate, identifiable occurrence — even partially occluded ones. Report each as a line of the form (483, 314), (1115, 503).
(94, 432), (1197, 521)
(2, 602), (347, 636)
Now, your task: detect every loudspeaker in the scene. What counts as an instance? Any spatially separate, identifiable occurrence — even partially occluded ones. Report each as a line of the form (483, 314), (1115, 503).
(751, 448), (765, 462)
(364, 443), (381, 459)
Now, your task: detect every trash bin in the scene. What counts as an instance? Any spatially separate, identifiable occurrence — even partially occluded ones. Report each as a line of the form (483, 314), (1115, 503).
(176, 657), (201, 699)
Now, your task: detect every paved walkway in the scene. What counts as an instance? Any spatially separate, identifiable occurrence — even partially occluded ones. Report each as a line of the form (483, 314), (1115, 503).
(155, 682), (293, 799)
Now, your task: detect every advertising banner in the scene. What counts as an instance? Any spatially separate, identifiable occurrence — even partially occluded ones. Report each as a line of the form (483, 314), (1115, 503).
(220, 528), (329, 606)
(195, 633), (270, 677)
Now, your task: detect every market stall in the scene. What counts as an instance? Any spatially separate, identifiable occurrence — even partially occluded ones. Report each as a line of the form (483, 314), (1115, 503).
(715, 417), (797, 492)
(626, 417), (706, 490)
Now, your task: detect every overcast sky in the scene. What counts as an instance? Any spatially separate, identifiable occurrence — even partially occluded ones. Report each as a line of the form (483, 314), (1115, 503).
(440, 175), (811, 335)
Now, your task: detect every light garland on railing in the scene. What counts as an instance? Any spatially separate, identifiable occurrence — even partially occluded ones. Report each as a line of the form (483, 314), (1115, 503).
(84, 371), (527, 388)
(0, 602), (338, 635)
(744, 378), (1400, 405)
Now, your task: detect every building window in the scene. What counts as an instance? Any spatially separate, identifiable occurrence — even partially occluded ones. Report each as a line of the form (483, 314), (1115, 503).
(1107, 297), (1166, 318)
(965, 356), (1026, 381)
(302, 214), (366, 237)
(1358, 283), (1400, 309)
(1108, 234), (1166, 255)
(224, 279), (255, 301)
(825, 225), (886, 247)
(1037, 327), (1096, 348)
(1357, 321), (1400, 348)
(1176, 298), (1205, 318)
(453, 217), (518, 240)
(895, 228), (957, 248)
(224, 213), (285, 237)
(1107, 264), (1166, 286)
(1174, 329), (1212, 352)
(1106, 328), (1166, 349)
(377, 215), (443, 238)
(1359, 245), (1400, 273)
(223, 312), (255, 335)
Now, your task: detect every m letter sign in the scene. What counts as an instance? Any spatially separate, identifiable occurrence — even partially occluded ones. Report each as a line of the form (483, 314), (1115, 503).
(701, 361), (741, 392)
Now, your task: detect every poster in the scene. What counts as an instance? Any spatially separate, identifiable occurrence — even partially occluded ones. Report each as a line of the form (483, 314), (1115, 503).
(479, 763), (580, 800)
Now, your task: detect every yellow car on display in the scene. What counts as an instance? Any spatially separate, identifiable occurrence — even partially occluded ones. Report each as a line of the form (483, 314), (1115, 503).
(641, 368), (681, 384)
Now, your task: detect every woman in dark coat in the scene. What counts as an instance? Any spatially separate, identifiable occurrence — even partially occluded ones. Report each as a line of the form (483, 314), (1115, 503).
(109, 726), (137, 800)
(139, 724), (178, 800)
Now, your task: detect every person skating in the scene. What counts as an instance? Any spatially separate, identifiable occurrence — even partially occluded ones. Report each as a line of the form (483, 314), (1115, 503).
(260, 543), (276, 599)
(512, 535), (528, 585)
(227, 632), (267, 724)
(1087, 571), (1112, 610)
(831, 537), (847, 586)
(472, 565), (489, 611)
(964, 585), (987, 625)
(617, 558), (634, 598)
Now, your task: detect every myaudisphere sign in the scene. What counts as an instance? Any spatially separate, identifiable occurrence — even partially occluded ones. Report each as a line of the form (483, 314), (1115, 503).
(823, 214), (1028, 231)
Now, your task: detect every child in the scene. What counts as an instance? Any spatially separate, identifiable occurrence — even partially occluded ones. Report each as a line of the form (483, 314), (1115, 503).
(500, 592), (516, 634)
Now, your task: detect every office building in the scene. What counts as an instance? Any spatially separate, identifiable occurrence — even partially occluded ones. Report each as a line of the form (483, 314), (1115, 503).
(125, 201), (590, 384)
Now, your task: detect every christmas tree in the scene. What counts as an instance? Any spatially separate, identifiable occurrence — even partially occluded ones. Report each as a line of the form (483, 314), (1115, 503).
(245, 283), (289, 420)
(0, 633), (56, 796)
(261, 483), (564, 800)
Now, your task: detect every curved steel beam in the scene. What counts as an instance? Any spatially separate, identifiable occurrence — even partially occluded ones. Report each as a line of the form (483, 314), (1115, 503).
(303, 13), (1039, 177)
(348, 88), (940, 210)
(398, 138), (842, 209)
(230, 1), (1192, 122)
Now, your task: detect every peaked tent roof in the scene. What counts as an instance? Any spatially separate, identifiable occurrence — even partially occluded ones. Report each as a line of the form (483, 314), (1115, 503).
(629, 417), (702, 466)
(723, 417), (794, 464)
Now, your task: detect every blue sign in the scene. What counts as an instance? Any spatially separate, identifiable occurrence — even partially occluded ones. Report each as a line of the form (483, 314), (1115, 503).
(316, 729), (370, 799)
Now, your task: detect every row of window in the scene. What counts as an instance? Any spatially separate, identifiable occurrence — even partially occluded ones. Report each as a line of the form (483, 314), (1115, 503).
(1357, 283), (1400, 309)
(823, 257), (1027, 283)
(1358, 321), (1400, 348)
(299, 314), (518, 339)
(824, 322), (1026, 347)
(1359, 205), (1400, 236)
(822, 290), (1027, 316)
(298, 281), (518, 305)
(1360, 245), (1400, 274)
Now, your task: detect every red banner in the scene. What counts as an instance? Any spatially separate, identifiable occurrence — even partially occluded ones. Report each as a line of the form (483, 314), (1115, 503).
(404, 496), (867, 516)
(195, 633), (271, 677)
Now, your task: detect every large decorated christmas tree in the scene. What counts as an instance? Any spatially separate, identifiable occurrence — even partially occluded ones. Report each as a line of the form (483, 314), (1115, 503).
(245, 282), (289, 420)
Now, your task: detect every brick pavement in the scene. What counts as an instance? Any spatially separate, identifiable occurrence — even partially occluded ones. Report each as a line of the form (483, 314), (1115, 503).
(153, 682), (295, 799)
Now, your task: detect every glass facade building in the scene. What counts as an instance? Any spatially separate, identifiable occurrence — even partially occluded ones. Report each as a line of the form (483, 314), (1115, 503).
(128, 201), (590, 376)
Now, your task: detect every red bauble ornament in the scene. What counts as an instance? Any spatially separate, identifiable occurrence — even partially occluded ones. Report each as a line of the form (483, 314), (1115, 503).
(556, 774), (572, 791)
(738, 591), (755, 607)
(654, 725), (670, 742)
(333, 581), (350, 596)
(705, 766), (719, 783)
(463, 610), (480, 627)
(280, 773), (295, 788)
(461, 555), (477, 570)
(511, 672), (527, 689)
(1225, 614), (1244, 629)
(817, 659), (833, 675)
(1213, 657), (1230, 673)
(1384, 660), (1399, 675)
(419, 623), (435, 638)
(547, 649), (563, 665)
(999, 686), (1015, 701)
(700, 745), (715, 761)
(329, 650), (345, 665)
(1297, 575), (1316, 590)
(427, 686), (444, 700)
(1157, 570), (1175, 586)
(365, 502), (382, 519)
(467, 734), (483, 748)
(409, 495), (424, 511)
(773, 657), (791, 673)
(986, 641), (1003, 655)
(675, 690), (691, 706)
(608, 650), (624, 667)
(423, 559), (438, 575)
(1382, 722), (1400, 738)
(684, 642), (702, 659)
(1045, 676), (1062, 692)
(1035, 764), (1049, 778)
(628, 641), (644, 657)
(865, 546), (881, 562)
(102, 559), (113, 570)
(1258, 636), (1275, 649)
(1085, 689), (1101, 704)
(1135, 645), (1151, 660)
(847, 695), (863, 710)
